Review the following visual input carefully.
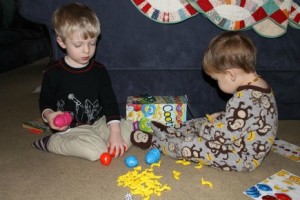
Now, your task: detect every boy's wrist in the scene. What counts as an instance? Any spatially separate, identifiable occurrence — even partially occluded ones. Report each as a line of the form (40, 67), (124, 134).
(107, 120), (120, 127)
(108, 121), (121, 134)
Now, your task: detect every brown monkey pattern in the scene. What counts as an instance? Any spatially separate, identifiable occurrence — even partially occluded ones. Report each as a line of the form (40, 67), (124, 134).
(151, 85), (278, 172)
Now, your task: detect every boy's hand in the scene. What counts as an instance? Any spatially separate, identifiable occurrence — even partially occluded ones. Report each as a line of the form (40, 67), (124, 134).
(108, 122), (128, 158)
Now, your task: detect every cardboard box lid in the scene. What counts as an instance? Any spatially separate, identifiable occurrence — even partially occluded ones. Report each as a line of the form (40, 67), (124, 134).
(127, 96), (187, 104)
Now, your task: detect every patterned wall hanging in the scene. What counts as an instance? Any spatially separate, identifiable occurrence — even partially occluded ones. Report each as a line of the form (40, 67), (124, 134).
(131, 0), (300, 38)
(289, 0), (300, 29)
(187, 0), (293, 38)
(131, 0), (198, 23)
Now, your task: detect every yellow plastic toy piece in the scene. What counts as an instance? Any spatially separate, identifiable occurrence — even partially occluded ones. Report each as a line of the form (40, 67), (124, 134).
(175, 159), (191, 166)
(151, 160), (161, 167)
(172, 170), (181, 180)
(194, 163), (203, 169)
(201, 177), (213, 189)
(117, 162), (171, 200)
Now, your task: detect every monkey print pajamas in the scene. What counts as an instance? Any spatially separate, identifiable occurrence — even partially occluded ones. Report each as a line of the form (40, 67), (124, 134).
(146, 85), (278, 172)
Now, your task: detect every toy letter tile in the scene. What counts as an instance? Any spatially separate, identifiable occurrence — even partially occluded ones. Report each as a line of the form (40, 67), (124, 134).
(126, 96), (187, 130)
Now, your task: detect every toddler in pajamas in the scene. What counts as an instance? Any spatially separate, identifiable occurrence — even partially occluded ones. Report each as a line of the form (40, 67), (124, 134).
(131, 32), (278, 172)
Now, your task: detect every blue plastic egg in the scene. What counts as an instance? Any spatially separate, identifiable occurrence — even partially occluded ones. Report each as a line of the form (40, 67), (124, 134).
(145, 148), (161, 165)
(149, 148), (161, 159)
(124, 155), (139, 168)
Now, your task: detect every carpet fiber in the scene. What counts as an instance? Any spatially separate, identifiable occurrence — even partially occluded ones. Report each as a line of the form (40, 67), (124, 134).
(0, 57), (299, 200)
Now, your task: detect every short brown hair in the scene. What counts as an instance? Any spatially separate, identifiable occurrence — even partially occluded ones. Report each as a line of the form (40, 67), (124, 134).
(203, 32), (256, 75)
(52, 2), (100, 42)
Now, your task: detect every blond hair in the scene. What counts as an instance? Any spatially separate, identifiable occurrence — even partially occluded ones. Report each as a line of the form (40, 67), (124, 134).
(52, 2), (100, 42)
(203, 32), (256, 75)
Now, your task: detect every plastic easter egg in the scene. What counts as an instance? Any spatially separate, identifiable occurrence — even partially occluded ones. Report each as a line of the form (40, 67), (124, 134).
(149, 148), (161, 159)
(54, 112), (73, 127)
(145, 148), (161, 165)
(53, 115), (65, 127)
(145, 152), (158, 165)
(125, 155), (138, 168)
(100, 152), (112, 166)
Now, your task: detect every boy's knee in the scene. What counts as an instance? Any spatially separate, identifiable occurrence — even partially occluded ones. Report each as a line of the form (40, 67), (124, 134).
(76, 147), (103, 161)
(85, 151), (101, 161)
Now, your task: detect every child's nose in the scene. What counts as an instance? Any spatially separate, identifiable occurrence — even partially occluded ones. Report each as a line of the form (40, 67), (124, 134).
(83, 45), (90, 54)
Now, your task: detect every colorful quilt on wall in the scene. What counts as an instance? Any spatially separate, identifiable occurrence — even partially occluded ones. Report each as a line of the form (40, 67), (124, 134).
(131, 0), (198, 23)
(131, 0), (300, 38)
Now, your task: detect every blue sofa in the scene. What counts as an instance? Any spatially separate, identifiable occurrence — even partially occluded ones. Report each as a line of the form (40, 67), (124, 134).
(18, 0), (300, 119)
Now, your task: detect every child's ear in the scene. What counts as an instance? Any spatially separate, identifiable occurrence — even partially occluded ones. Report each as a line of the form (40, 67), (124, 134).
(56, 37), (66, 49)
(226, 69), (236, 82)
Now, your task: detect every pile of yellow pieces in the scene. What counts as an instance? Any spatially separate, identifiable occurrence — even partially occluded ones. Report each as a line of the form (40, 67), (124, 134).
(117, 161), (171, 200)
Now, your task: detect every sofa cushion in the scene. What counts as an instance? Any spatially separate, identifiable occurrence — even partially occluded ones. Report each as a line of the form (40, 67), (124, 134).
(0, 28), (47, 45)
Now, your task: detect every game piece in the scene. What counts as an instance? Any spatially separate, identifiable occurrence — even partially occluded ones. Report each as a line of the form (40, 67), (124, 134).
(175, 159), (191, 166)
(124, 155), (138, 168)
(117, 162), (171, 199)
(100, 152), (112, 166)
(172, 170), (181, 180)
(53, 112), (72, 127)
(194, 163), (203, 169)
(145, 148), (161, 165)
(151, 160), (161, 167)
(201, 178), (213, 189)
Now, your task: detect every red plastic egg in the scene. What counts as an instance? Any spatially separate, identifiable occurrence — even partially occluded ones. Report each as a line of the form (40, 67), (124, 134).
(100, 152), (112, 166)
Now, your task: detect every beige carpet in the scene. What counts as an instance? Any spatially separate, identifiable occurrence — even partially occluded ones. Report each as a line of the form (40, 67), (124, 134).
(0, 57), (299, 200)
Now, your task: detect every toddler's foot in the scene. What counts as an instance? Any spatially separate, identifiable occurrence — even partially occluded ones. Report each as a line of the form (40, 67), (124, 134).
(130, 130), (152, 150)
(32, 135), (51, 152)
(150, 121), (168, 140)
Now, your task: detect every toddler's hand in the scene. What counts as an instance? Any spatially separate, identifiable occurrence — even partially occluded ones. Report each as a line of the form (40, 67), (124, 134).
(206, 112), (221, 122)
